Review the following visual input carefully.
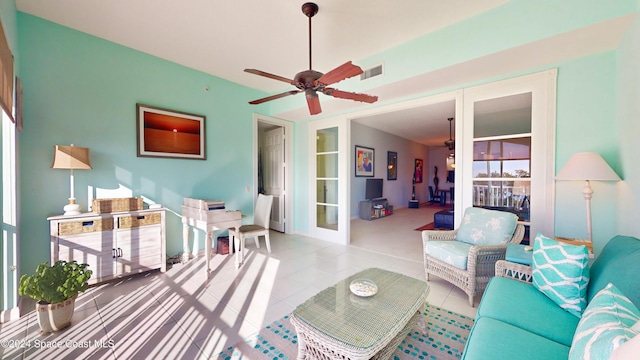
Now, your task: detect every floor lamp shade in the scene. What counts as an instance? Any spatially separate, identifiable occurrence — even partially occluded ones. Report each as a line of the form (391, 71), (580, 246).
(555, 152), (620, 242)
(555, 152), (620, 182)
(51, 145), (92, 215)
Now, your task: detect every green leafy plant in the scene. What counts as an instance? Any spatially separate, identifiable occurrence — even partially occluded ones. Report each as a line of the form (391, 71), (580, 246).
(19, 260), (93, 304)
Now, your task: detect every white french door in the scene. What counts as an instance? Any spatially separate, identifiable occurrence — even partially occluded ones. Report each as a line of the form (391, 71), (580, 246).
(460, 70), (557, 239)
(309, 116), (349, 244)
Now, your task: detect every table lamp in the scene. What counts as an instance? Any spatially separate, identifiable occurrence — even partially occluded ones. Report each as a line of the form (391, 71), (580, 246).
(555, 152), (620, 241)
(51, 144), (92, 215)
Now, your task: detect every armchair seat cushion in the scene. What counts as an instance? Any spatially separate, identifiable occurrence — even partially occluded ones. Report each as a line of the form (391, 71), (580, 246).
(424, 240), (473, 270)
(477, 276), (580, 346)
(456, 207), (518, 246)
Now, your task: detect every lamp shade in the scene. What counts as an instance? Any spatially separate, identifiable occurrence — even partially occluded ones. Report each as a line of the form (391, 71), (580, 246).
(556, 152), (620, 181)
(51, 145), (92, 170)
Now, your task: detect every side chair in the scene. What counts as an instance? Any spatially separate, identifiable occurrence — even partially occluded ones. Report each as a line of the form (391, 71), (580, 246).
(229, 193), (274, 265)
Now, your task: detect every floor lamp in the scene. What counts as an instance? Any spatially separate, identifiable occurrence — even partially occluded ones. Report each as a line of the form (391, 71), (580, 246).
(555, 152), (620, 242)
(51, 144), (92, 215)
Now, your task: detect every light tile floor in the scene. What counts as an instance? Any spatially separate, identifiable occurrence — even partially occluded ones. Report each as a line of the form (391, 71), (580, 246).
(1, 209), (476, 360)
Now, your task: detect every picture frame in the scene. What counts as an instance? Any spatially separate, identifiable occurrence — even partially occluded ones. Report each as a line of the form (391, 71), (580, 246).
(355, 145), (374, 177)
(136, 104), (206, 160)
(414, 159), (424, 183)
(387, 151), (397, 180)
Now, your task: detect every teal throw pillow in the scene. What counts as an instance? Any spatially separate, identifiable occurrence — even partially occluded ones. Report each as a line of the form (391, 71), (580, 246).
(455, 207), (518, 246)
(532, 233), (590, 317)
(569, 283), (640, 360)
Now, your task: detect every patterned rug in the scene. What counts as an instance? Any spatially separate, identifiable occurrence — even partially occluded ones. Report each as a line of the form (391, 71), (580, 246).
(218, 303), (473, 359)
(415, 222), (435, 231)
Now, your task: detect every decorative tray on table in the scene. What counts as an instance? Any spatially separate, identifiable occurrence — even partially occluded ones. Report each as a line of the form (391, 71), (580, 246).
(349, 279), (378, 297)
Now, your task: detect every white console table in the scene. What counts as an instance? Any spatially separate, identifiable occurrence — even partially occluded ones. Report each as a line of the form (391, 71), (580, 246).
(181, 198), (243, 273)
(48, 208), (166, 285)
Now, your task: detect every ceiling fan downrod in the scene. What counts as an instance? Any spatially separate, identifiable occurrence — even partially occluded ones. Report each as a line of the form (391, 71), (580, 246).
(302, 3), (319, 70)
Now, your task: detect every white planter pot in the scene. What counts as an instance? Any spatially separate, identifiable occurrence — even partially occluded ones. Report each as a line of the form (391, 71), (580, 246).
(36, 297), (76, 333)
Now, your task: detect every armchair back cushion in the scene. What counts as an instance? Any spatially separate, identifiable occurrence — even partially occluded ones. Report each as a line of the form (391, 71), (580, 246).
(532, 234), (590, 318)
(456, 207), (518, 246)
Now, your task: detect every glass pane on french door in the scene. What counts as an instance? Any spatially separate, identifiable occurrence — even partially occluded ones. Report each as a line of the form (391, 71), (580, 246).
(316, 127), (339, 231)
(472, 92), (532, 242)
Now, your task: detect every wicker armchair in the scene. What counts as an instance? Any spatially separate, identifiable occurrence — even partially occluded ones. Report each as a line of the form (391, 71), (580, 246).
(422, 223), (525, 307)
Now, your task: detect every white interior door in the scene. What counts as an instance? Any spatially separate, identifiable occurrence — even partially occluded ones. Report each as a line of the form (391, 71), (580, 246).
(309, 117), (349, 244)
(265, 127), (285, 232)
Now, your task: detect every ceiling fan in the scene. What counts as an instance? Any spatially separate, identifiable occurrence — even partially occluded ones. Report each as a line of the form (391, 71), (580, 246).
(244, 2), (378, 115)
(444, 117), (455, 151)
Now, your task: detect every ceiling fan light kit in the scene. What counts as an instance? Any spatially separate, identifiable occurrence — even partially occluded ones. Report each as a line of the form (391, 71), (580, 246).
(244, 2), (378, 115)
(444, 117), (455, 151)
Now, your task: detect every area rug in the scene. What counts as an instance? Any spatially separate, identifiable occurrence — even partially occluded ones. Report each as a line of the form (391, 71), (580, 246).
(415, 222), (435, 231)
(218, 303), (473, 360)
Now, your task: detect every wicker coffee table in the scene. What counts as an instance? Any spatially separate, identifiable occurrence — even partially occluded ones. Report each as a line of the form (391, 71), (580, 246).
(290, 268), (430, 360)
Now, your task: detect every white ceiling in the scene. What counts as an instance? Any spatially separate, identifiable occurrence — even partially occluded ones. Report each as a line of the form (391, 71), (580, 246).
(16, 1), (633, 146)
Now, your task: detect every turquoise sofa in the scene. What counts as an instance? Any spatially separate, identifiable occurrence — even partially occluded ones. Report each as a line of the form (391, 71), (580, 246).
(461, 235), (640, 360)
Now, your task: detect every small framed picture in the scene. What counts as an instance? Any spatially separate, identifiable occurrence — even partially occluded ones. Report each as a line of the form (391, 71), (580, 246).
(387, 151), (397, 180)
(355, 145), (374, 177)
(414, 159), (424, 183)
(136, 104), (206, 160)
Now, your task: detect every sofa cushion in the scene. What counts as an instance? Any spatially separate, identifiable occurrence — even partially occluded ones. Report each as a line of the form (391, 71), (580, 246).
(455, 207), (518, 246)
(424, 240), (472, 270)
(588, 236), (640, 308)
(532, 233), (590, 317)
(461, 317), (570, 360)
(477, 276), (580, 346)
(569, 283), (640, 360)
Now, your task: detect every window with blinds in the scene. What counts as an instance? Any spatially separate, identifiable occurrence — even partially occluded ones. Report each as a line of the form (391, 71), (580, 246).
(0, 20), (14, 122)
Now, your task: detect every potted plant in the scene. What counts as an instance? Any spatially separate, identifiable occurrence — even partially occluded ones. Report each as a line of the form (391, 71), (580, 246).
(19, 260), (93, 333)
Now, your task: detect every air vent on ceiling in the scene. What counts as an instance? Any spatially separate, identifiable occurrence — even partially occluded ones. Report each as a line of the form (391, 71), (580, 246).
(360, 64), (383, 80)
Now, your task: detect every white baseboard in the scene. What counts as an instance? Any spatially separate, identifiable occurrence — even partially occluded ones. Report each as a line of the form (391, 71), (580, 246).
(0, 306), (20, 323)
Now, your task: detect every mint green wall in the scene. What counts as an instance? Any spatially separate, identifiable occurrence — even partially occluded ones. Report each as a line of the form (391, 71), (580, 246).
(616, 9), (640, 238)
(554, 52), (620, 254)
(17, 13), (269, 275)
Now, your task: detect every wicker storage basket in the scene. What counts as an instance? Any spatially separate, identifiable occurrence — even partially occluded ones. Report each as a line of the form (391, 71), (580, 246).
(59, 218), (114, 236)
(118, 213), (161, 228)
(92, 198), (143, 214)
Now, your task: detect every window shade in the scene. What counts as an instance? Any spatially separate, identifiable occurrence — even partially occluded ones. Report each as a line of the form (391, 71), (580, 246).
(0, 20), (14, 122)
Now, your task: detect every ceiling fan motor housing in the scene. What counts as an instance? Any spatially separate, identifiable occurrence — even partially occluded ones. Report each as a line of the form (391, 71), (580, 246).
(294, 70), (323, 90)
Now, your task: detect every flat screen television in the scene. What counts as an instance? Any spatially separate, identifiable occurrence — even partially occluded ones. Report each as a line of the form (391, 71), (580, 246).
(365, 178), (383, 200)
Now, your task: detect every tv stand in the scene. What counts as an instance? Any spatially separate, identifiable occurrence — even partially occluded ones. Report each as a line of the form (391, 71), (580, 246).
(359, 198), (393, 221)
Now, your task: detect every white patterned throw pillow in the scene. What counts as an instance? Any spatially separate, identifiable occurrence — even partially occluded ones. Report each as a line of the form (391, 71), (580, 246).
(569, 283), (640, 360)
(455, 207), (518, 246)
(532, 233), (590, 317)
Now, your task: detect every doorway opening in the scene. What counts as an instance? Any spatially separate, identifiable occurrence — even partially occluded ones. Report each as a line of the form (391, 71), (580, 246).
(255, 114), (293, 234)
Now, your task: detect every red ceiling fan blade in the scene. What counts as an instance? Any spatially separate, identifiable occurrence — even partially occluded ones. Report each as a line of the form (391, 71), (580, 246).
(317, 61), (364, 86)
(323, 88), (378, 103)
(306, 91), (322, 115)
(244, 69), (297, 85)
(248, 90), (301, 105)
